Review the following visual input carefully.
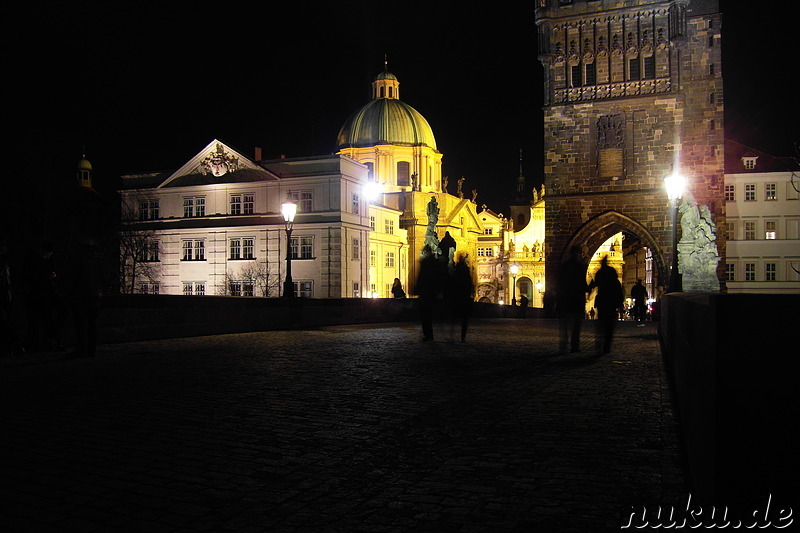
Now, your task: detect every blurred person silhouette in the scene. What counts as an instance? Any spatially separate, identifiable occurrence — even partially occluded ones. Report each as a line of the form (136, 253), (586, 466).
(438, 231), (456, 265)
(24, 240), (68, 352)
(556, 246), (588, 354)
(519, 294), (529, 318)
(590, 255), (624, 355)
(630, 279), (648, 324)
(414, 245), (442, 342)
(447, 253), (474, 342)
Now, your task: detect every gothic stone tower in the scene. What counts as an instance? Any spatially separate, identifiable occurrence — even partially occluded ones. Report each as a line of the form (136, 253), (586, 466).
(535, 0), (725, 292)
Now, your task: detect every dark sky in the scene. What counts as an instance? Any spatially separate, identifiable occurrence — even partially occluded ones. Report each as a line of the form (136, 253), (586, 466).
(7, 1), (795, 222)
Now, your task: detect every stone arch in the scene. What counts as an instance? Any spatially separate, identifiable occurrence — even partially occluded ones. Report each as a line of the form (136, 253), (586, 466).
(562, 210), (669, 288)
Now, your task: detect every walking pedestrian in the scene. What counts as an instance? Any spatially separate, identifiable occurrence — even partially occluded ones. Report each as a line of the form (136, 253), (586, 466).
(630, 279), (648, 324)
(590, 255), (624, 355)
(556, 246), (588, 354)
(448, 253), (474, 342)
(414, 246), (441, 342)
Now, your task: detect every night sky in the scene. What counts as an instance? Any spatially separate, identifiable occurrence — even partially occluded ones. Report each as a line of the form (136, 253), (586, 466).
(6, 1), (795, 230)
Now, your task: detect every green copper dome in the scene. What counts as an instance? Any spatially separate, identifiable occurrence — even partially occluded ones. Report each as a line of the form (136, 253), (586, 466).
(336, 70), (437, 151)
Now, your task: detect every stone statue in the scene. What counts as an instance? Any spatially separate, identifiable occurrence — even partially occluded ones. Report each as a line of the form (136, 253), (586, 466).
(457, 177), (465, 198)
(471, 189), (478, 203)
(442, 176), (449, 193)
(424, 197), (441, 256)
(677, 194), (720, 292)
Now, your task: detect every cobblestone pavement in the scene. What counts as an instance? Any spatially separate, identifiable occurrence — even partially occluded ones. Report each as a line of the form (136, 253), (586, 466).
(2, 318), (687, 532)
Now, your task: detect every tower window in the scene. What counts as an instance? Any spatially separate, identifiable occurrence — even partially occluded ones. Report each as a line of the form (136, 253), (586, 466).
(628, 57), (640, 81)
(643, 55), (655, 79)
(584, 62), (596, 86)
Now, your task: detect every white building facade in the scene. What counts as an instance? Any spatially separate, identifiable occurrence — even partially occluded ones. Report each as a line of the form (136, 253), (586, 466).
(119, 140), (406, 298)
(724, 141), (800, 294)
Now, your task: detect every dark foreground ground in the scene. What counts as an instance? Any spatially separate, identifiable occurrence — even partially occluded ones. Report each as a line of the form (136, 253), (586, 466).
(2, 318), (688, 532)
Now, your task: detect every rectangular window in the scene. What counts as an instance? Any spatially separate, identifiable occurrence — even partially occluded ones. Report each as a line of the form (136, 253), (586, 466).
(724, 185), (735, 202)
(584, 62), (596, 85)
(744, 221), (756, 240)
(243, 238), (254, 259)
(352, 237), (360, 260)
(643, 55), (655, 79)
(182, 239), (205, 261)
(765, 263), (777, 282)
(725, 263), (735, 282)
(243, 281), (254, 297)
(183, 282), (193, 296)
(745, 263), (756, 281)
(288, 191), (313, 212)
(294, 281), (313, 298)
(628, 57), (641, 81)
(765, 183), (777, 201)
(370, 249), (376, 267)
(183, 196), (206, 217)
(145, 240), (159, 262)
(290, 236), (313, 259)
(385, 252), (395, 268)
(483, 228), (493, 235)
(726, 222), (736, 241)
(230, 195), (242, 215)
(196, 283), (205, 296)
(571, 64), (582, 87)
(384, 219), (394, 234)
(744, 184), (756, 201)
(243, 194), (254, 214)
(352, 193), (360, 215)
(353, 282), (360, 298)
(478, 247), (493, 257)
(230, 238), (241, 259)
(139, 200), (159, 220)
(765, 221), (777, 240)
(370, 216), (376, 231)
(229, 281), (242, 297)
(184, 282), (205, 296)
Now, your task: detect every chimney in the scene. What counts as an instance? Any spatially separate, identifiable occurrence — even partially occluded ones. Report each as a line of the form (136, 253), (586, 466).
(254, 147), (262, 161)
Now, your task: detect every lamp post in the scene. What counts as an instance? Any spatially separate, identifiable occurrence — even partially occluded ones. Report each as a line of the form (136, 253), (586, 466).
(510, 264), (519, 306)
(664, 172), (685, 293)
(536, 279), (543, 308)
(281, 197), (297, 298)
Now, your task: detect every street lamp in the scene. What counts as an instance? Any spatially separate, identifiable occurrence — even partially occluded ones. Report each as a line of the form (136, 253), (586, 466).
(510, 264), (520, 306)
(281, 197), (297, 298)
(664, 172), (686, 293)
(536, 279), (543, 307)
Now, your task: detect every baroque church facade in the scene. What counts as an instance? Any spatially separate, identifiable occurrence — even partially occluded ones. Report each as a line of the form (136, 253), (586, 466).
(118, 69), (531, 301)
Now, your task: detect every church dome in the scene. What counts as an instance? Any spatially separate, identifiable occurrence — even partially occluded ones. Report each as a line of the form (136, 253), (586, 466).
(336, 70), (437, 151)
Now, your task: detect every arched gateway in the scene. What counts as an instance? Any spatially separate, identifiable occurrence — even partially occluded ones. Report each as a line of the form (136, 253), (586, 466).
(562, 210), (669, 289)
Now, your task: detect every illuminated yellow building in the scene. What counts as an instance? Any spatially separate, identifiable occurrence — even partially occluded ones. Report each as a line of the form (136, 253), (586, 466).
(337, 67), (484, 293)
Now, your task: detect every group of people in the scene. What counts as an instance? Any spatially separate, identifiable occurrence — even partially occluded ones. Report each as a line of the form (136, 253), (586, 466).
(556, 247), (648, 356)
(413, 243), (474, 343)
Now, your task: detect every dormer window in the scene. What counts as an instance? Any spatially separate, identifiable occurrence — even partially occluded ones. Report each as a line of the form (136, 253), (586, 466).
(742, 156), (758, 170)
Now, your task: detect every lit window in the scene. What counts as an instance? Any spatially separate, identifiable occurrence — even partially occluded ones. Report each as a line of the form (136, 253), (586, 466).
(353, 282), (360, 298)
(765, 183), (777, 201)
(183, 282), (204, 296)
(765, 221), (777, 240)
(384, 219), (394, 235)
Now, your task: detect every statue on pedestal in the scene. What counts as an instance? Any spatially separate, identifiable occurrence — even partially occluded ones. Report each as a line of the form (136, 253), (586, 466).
(677, 194), (720, 292)
(424, 197), (442, 257)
